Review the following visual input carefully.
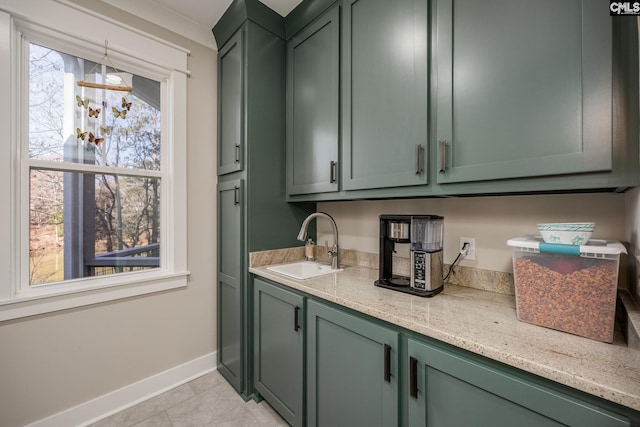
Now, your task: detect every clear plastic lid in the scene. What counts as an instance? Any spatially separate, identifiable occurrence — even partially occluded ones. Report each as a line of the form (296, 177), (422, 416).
(507, 236), (626, 256)
(411, 216), (443, 252)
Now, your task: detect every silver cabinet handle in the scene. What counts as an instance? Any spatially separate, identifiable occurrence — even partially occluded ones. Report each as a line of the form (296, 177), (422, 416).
(233, 186), (240, 205)
(438, 140), (447, 174)
(330, 161), (337, 184)
(235, 144), (240, 163)
(415, 144), (422, 175)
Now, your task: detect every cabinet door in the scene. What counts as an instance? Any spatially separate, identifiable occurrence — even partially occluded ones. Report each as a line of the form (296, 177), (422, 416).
(342, 0), (429, 190)
(287, 6), (340, 195)
(253, 278), (304, 427)
(307, 300), (399, 426)
(218, 29), (244, 176)
(217, 180), (244, 392)
(407, 338), (630, 427)
(435, 0), (612, 183)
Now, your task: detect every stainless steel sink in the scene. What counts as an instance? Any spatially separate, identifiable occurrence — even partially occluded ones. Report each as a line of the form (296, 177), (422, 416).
(266, 261), (343, 280)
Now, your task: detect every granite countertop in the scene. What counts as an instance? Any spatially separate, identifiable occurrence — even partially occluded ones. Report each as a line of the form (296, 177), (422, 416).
(249, 262), (640, 412)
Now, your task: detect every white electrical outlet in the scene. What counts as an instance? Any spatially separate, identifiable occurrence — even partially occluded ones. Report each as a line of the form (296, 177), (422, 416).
(460, 237), (476, 261)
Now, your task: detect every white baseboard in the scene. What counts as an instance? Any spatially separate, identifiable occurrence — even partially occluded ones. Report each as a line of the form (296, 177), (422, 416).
(27, 352), (217, 427)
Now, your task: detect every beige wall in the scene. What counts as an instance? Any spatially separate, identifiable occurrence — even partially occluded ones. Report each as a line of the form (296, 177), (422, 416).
(0, 2), (217, 426)
(318, 193), (627, 273)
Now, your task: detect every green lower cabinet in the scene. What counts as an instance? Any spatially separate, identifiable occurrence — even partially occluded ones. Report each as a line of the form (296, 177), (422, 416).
(253, 278), (304, 427)
(249, 278), (639, 425)
(406, 338), (632, 427)
(307, 300), (400, 427)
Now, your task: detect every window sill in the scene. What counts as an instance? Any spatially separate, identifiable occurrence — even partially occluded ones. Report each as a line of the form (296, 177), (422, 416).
(0, 271), (190, 322)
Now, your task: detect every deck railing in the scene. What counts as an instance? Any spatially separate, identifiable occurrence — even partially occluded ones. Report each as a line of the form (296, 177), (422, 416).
(85, 243), (160, 276)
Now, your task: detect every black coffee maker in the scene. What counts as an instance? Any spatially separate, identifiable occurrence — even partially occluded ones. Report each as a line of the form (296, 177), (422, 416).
(374, 214), (444, 297)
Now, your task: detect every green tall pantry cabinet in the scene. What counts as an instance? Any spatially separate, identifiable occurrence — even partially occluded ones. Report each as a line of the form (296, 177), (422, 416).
(213, 0), (314, 398)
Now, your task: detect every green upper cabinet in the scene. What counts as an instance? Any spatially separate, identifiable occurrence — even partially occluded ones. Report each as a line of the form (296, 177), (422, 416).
(218, 29), (244, 176)
(342, 0), (429, 190)
(287, 5), (340, 195)
(285, 0), (637, 201)
(307, 299), (399, 427)
(435, 0), (612, 184)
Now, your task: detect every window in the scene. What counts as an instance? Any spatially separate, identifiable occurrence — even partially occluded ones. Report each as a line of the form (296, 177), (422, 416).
(0, 2), (189, 320)
(28, 43), (162, 286)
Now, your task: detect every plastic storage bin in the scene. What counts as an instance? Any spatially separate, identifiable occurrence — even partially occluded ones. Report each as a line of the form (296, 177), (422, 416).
(507, 236), (626, 343)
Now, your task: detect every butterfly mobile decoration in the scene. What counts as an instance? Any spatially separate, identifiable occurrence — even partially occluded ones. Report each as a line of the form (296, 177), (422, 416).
(76, 128), (105, 146)
(76, 92), (131, 145)
(88, 132), (105, 146)
(112, 96), (131, 120)
(122, 97), (132, 111)
(112, 106), (127, 119)
(76, 127), (87, 141)
(88, 107), (101, 118)
(76, 95), (89, 109)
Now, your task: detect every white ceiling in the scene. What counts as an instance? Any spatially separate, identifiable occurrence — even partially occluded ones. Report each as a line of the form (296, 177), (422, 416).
(104, 0), (302, 49)
(153, 0), (302, 25)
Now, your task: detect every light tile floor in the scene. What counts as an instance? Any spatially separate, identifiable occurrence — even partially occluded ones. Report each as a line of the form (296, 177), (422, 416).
(89, 370), (288, 427)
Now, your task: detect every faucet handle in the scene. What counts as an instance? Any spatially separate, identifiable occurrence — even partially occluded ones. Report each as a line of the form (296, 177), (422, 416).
(326, 241), (339, 269)
(326, 240), (338, 256)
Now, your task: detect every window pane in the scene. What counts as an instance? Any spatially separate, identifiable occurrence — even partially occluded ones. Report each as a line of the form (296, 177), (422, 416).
(30, 169), (161, 285)
(28, 43), (161, 171)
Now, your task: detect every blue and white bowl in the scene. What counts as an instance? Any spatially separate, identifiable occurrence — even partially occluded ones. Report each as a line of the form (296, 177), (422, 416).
(537, 222), (595, 245)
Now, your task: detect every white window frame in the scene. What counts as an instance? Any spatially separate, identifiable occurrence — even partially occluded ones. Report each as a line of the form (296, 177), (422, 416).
(0, 0), (190, 321)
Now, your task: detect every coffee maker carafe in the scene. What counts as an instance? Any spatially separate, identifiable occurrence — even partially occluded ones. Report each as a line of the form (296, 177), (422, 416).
(374, 214), (444, 297)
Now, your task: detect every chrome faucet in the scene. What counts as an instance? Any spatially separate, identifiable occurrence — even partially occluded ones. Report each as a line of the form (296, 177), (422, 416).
(297, 212), (340, 269)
